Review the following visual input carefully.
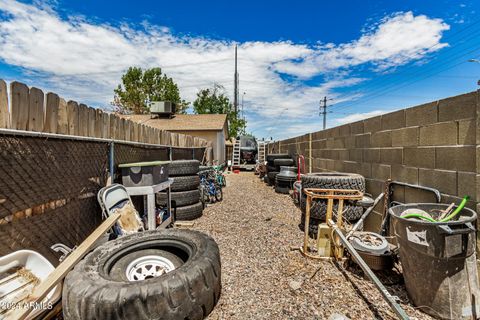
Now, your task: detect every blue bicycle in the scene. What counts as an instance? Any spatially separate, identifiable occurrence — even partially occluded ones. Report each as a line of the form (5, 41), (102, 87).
(199, 171), (223, 204)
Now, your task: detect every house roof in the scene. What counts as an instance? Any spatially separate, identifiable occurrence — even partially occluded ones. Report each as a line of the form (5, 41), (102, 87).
(119, 114), (228, 132)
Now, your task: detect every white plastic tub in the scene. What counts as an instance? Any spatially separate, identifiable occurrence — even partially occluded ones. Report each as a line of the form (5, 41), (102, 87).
(0, 250), (62, 319)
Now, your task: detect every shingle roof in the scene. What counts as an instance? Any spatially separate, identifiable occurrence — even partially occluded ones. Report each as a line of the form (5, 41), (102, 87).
(119, 114), (228, 131)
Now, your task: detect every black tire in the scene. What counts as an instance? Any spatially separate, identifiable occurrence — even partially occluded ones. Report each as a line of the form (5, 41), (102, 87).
(156, 189), (200, 207)
(301, 172), (365, 192)
(266, 153), (291, 163)
(63, 230), (221, 320)
(263, 175), (270, 184)
(274, 158), (294, 166)
(176, 202), (203, 220)
(299, 214), (323, 237)
(300, 199), (364, 221)
(267, 165), (276, 173)
(275, 185), (290, 194)
(300, 172), (365, 221)
(267, 172), (278, 186)
(171, 175), (200, 191)
(168, 160), (200, 176)
(215, 186), (223, 202)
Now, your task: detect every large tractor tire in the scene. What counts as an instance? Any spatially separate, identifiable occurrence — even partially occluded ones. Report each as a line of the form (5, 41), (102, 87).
(63, 230), (221, 320)
(300, 172), (365, 221)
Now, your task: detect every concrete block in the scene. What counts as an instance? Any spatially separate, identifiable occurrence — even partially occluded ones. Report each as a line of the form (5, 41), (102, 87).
(404, 185), (441, 204)
(419, 168), (457, 195)
(391, 126), (419, 147)
(343, 161), (358, 173)
(333, 137), (345, 149)
(436, 146), (476, 172)
(312, 139), (327, 149)
(380, 148), (403, 165)
(371, 130), (392, 147)
(405, 101), (437, 126)
(441, 193), (476, 210)
(363, 148), (381, 163)
(344, 136), (355, 149)
(335, 124), (351, 137)
(326, 138), (335, 149)
(372, 164), (391, 180)
(458, 119), (476, 145)
(438, 92), (476, 122)
(355, 133), (371, 148)
(457, 172), (476, 199)
(350, 120), (364, 134)
(419, 121), (457, 146)
(404, 147), (435, 168)
(381, 109), (406, 130)
(334, 160), (344, 172)
(391, 165), (418, 184)
(312, 130), (325, 140)
(365, 178), (384, 197)
(325, 159), (335, 171)
(337, 149), (349, 160)
(349, 149), (363, 162)
(358, 163), (372, 178)
(363, 115), (382, 133)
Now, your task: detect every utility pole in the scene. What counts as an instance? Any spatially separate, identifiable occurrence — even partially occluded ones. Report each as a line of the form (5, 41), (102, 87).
(233, 45), (239, 115)
(320, 96), (327, 130)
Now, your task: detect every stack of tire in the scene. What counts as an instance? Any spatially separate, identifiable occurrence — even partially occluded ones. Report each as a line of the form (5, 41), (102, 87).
(157, 160), (203, 220)
(275, 166), (297, 194)
(265, 154), (294, 186)
(299, 172), (365, 235)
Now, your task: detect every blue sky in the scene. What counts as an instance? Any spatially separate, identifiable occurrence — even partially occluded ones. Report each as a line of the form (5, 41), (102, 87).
(0, 0), (479, 139)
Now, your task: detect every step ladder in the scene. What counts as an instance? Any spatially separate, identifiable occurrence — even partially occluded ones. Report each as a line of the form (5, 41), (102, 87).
(232, 139), (241, 168)
(258, 140), (267, 163)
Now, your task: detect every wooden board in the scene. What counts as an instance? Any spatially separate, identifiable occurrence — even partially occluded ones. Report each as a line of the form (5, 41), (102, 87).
(67, 101), (79, 136)
(109, 114), (117, 139)
(94, 109), (103, 138)
(57, 98), (68, 134)
(10, 212), (121, 320)
(87, 107), (96, 137)
(102, 112), (110, 139)
(124, 119), (131, 141)
(77, 104), (89, 136)
(28, 87), (45, 132)
(10, 81), (29, 131)
(0, 79), (9, 128)
(44, 92), (59, 133)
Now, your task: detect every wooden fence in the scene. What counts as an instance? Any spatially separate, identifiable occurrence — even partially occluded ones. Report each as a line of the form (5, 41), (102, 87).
(0, 79), (208, 148)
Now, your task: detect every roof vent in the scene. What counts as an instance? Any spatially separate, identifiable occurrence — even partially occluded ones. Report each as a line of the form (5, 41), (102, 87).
(149, 101), (176, 118)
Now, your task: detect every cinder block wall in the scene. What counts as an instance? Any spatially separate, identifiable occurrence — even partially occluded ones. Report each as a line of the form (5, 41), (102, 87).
(268, 91), (479, 229)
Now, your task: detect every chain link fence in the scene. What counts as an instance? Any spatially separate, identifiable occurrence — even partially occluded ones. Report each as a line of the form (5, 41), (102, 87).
(0, 131), (205, 265)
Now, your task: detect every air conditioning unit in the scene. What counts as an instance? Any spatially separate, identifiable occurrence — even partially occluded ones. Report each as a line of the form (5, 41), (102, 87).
(149, 101), (176, 115)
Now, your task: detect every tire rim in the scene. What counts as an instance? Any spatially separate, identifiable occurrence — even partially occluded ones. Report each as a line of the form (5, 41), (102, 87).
(125, 255), (176, 281)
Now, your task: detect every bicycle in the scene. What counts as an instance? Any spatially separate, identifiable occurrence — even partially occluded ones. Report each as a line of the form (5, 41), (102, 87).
(199, 171), (223, 205)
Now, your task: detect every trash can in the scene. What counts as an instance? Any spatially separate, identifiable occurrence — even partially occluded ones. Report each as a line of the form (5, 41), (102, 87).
(389, 203), (480, 319)
(119, 161), (169, 187)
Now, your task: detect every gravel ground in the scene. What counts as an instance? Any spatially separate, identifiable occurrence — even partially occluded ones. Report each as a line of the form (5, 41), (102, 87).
(192, 172), (433, 320)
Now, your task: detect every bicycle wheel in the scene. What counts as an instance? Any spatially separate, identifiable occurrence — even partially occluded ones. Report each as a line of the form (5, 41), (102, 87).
(215, 185), (223, 202)
(199, 185), (209, 206)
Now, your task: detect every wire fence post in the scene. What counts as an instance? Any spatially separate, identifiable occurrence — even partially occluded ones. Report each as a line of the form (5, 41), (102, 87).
(109, 141), (115, 182)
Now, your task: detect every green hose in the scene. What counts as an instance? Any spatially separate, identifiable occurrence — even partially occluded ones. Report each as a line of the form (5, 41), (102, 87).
(438, 195), (469, 222)
(402, 195), (469, 223)
(401, 213), (437, 222)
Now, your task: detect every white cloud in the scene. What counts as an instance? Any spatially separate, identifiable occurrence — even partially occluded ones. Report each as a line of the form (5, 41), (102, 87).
(333, 110), (387, 126)
(0, 0), (449, 138)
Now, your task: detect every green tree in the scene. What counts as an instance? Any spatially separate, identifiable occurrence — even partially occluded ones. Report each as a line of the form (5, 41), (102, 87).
(112, 67), (188, 114)
(193, 84), (246, 138)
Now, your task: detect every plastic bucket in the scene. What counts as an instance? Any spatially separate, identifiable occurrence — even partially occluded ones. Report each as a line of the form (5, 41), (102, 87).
(389, 203), (480, 319)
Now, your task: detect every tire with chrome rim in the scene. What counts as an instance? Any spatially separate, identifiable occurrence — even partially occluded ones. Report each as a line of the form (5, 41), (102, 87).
(63, 230), (221, 320)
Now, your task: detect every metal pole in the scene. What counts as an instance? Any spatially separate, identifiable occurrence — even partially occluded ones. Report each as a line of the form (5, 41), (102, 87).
(322, 96), (327, 130)
(234, 45), (238, 115)
(109, 141), (115, 183)
(328, 220), (410, 320)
